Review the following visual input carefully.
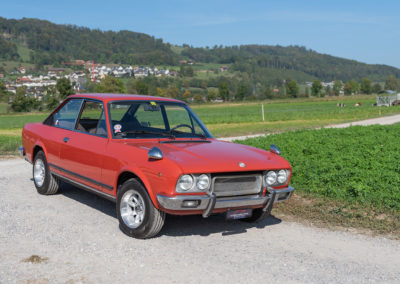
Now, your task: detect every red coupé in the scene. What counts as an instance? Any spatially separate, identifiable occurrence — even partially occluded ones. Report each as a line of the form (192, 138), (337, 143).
(21, 93), (294, 239)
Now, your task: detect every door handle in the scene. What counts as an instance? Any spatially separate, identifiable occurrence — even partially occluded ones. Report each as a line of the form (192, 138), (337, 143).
(63, 137), (70, 143)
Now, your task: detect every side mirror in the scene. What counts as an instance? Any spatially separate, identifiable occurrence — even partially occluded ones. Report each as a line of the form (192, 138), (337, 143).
(270, 144), (281, 155)
(148, 147), (163, 160)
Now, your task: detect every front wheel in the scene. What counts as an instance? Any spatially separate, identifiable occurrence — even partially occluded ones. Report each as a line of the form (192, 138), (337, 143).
(116, 179), (165, 239)
(33, 150), (60, 195)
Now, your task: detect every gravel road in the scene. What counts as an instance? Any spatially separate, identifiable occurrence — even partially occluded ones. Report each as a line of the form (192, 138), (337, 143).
(1, 159), (399, 283)
(221, 113), (400, 141)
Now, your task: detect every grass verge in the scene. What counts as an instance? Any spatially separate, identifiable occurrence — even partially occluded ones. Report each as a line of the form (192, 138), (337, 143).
(273, 192), (400, 239)
(0, 135), (21, 155)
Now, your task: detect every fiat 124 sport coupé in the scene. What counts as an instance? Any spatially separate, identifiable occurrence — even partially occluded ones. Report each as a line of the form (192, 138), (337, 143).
(21, 93), (294, 239)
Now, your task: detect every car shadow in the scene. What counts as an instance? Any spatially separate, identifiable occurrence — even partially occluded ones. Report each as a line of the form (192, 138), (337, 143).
(59, 182), (282, 238)
(161, 214), (281, 237)
(59, 182), (117, 219)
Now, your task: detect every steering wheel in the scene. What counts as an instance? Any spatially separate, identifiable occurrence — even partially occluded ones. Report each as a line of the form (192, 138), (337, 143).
(170, 124), (194, 133)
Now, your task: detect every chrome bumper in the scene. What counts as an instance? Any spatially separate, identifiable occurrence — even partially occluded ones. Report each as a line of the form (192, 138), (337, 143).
(157, 186), (294, 217)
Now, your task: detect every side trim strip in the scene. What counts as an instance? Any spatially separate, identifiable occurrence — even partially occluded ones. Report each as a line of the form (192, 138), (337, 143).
(48, 163), (113, 191)
(52, 171), (116, 202)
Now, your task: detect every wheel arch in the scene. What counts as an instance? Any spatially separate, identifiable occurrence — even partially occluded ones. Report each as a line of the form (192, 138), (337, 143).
(32, 141), (47, 162)
(116, 170), (159, 209)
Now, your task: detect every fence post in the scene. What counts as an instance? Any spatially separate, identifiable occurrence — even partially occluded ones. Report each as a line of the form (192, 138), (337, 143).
(261, 104), (265, 121)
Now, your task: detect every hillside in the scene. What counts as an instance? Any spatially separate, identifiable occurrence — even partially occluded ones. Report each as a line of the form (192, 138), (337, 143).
(1, 17), (400, 82)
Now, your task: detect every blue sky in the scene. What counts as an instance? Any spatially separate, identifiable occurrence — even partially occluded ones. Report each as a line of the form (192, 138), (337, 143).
(2, 0), (400, 67)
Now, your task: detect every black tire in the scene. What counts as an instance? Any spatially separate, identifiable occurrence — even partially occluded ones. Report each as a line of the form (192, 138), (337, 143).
(33, 150), (60, 195)
(241, 208), (270, 223)
(116, 178), (165, 239)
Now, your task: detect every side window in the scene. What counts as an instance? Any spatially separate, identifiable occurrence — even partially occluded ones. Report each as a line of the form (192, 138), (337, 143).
(75, 101), (107, 137)
(53, 99), (83, 130)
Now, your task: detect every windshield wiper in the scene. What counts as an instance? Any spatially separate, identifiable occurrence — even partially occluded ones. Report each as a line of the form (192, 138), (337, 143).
(116, 130), (175, 139)
(169, 129), (207, 140)
(191, 132), (207, 140)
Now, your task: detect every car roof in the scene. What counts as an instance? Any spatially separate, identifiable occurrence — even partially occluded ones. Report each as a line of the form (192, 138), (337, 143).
(68, 93), (184, 104)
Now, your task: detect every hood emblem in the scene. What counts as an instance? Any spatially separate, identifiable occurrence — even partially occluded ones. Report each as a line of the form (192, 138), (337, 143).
(238, 162), (246, 168)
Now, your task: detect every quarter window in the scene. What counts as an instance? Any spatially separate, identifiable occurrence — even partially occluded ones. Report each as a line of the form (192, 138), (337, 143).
(53, 99), (83, 130)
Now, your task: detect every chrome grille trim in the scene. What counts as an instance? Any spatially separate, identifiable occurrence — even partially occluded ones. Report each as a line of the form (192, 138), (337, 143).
(211, 174), (263, 197)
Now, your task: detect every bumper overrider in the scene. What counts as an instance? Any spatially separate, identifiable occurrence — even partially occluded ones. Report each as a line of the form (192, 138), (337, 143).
(157, 186), (294, 218)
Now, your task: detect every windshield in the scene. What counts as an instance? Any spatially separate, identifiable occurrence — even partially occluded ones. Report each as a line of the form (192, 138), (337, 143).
(109, 101), (212, 139)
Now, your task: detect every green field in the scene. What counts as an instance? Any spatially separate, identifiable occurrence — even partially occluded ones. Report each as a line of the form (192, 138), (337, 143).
(192, 96), (400, 137)
(239, 125), (400, 235)
(1, 95), (400, 155)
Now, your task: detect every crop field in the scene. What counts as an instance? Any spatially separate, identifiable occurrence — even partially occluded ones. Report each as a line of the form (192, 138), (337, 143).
(239, 124), (400, 235)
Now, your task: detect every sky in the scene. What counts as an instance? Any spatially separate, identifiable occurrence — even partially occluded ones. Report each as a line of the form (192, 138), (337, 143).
(2, 0), (400, 67)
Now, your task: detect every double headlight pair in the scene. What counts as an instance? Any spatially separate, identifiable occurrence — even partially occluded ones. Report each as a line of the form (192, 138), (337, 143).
(263, 169), (290, 186)
(176, 174), (211, 193)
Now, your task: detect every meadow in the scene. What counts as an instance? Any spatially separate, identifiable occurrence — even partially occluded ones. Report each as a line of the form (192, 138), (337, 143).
(1, 95), (400, 155)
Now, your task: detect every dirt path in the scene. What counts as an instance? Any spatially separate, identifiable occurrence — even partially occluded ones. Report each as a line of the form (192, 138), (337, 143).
(0, 159), (399, 283)
(220, 113), (400, 141)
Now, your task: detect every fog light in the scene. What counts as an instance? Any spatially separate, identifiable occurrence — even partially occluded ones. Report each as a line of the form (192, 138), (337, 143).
(182, 200), (200, 208)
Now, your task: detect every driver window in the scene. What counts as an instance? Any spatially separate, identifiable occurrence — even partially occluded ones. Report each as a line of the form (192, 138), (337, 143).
(165, 105), (193, 133)
(75, 100), (107, 137)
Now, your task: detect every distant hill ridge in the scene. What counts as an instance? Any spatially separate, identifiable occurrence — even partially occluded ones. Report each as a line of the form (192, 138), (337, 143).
(0, 17), (399, 82)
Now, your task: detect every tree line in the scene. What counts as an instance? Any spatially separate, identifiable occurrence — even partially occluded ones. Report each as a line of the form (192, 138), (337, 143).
(3, 73), (399, 112)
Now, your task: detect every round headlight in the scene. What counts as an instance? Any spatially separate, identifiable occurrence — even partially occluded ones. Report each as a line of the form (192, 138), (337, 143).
(196, 174), (210, 191)
(177, 175), (194, 191)
(277, 170), (288, 184)
(265, 171), (277, 185)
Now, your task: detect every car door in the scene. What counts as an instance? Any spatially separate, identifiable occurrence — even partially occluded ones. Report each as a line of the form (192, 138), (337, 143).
(59, 99), (112, 193)
(42, 98), (84, 168)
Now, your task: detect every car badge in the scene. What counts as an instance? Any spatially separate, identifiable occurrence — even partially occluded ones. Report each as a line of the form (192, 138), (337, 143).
(239, 162), (246, 168)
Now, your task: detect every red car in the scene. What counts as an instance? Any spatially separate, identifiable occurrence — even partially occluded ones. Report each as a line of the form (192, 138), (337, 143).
(21, 93), (294, 239)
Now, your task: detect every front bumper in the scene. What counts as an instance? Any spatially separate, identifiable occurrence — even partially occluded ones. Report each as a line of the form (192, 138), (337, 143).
(157, 186), (294, 217)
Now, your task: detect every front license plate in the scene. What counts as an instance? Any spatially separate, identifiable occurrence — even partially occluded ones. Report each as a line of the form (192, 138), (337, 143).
(226, 208), (252, 220)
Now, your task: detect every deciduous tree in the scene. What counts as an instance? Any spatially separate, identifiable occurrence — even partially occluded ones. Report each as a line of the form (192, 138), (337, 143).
(286, 80), (299, 98)
(361, 78), (372, 94)
(95, 75), (125, 93)
(311, 80), (322, 97)
(385, 75), (399, 91)
(218, 82), (230, 101)
(372, 83), (382, 94)
(56, 78), (74, 99)
(333, 81), (342, 96)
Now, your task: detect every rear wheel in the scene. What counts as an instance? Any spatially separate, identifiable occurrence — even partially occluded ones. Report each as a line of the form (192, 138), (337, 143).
(116, 179), (165, 239)
(33, 150), (60, 195)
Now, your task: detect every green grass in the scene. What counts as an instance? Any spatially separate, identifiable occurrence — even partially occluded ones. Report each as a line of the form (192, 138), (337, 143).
(16, 43), (33, 62)
(0, 61), (35, 73)
(0, 135), (21, 155)
(192, 96), (400, 137)
(0, 103), (8, 114)
(0, 113), (48, 129)
(239, 124), (400, 236)
(240, 124), (400, 211)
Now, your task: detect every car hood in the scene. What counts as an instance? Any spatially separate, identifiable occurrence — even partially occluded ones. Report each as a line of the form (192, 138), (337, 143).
(124, 139), (291, 173)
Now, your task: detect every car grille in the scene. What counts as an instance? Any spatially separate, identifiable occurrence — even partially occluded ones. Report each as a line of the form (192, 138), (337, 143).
(211, 174), (263, 197)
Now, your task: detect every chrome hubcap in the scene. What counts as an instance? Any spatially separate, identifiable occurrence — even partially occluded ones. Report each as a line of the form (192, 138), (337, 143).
(120, 190), (146, 229)
(33, 159), (45, 187)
